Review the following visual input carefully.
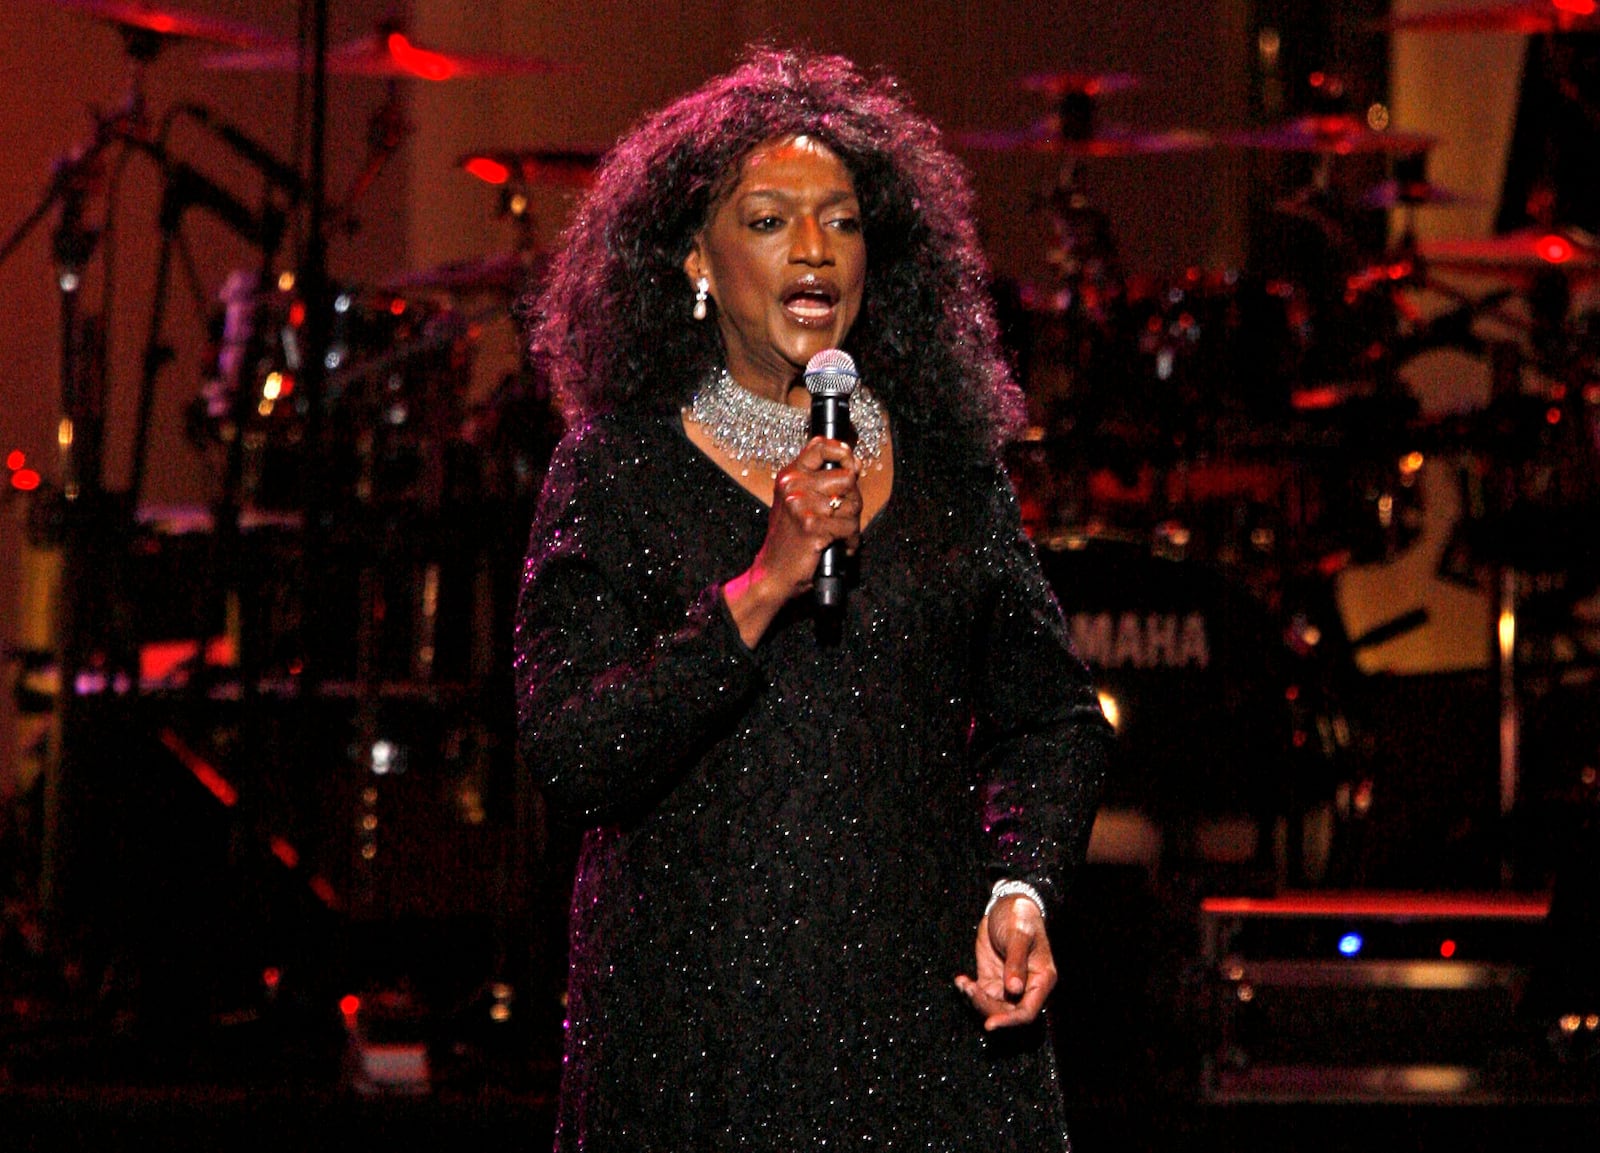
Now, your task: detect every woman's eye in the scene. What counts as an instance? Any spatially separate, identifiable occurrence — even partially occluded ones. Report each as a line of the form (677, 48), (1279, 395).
(749, 215), (783, 232)
(829, 216), (862, 233)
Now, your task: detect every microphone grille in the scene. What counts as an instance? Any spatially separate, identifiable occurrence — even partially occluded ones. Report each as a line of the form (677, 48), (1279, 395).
(803, 349), (859, 397)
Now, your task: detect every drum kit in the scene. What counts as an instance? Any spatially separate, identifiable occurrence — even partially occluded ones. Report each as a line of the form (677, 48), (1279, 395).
(955, 5), (1600, 883)
(4, 1), (589, 681)
(2, 1), (592, 972)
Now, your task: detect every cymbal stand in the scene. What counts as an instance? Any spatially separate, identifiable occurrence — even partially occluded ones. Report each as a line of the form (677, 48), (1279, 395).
(1039, 92), (1121, 307)
(330, 82), (412, 238)
(0, 41), (166, 944)
(125, 122), (289, 513)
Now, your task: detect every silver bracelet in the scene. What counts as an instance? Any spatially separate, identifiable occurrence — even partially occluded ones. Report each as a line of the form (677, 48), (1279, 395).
(984, 879), (1045, 921)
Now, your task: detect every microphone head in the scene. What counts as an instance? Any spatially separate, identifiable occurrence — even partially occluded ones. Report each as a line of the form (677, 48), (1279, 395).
(803, 349), (859, 398)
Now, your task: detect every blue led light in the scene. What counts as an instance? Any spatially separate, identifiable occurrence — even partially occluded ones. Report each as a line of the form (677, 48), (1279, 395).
(1337, 932), (1364, 957)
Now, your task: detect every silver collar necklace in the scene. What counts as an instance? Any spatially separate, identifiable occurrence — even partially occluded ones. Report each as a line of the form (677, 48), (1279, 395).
(685, 368), (886, 472)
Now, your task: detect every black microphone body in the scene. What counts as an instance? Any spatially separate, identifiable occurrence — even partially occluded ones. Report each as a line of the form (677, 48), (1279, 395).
(804, 350), (860, 609)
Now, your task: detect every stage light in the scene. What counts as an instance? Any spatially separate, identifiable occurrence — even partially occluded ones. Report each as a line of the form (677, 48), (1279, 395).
(6, 450), (24, 470)
(11, 469), (40, 492)
(1338, 932), (1363, 957)
(1440, 939), (1457, 959)
(1096, 690), (1121, 732)
(340, 994), (362, 1019)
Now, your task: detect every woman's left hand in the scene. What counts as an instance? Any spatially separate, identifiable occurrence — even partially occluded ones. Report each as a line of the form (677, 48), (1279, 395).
(954, 894), (1056, 1031)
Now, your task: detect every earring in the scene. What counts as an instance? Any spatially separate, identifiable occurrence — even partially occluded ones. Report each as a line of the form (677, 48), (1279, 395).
(693, 277), (709, 321)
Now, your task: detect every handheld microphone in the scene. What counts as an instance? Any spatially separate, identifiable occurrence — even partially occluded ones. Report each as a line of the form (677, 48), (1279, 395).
(804, 349), (860, 609)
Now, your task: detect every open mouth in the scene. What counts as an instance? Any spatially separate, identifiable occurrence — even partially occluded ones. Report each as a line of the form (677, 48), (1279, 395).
(781, 278), (840, 324)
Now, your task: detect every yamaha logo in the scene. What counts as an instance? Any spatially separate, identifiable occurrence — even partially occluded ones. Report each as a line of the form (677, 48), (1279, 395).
(1070, 612), (1211, 670)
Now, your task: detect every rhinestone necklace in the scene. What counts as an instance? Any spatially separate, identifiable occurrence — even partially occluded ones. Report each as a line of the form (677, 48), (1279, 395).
(685, 368), (886, 473)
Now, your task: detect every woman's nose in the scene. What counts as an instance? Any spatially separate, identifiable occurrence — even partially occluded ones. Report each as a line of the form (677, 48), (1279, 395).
(790, 215), (831, 265)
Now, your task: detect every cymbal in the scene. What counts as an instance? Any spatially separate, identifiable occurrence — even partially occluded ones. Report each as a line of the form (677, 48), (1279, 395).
(1360, 178), (1476, 209)
(39, 0), (276, 47)
(204, 29), (567, 80)
(457, 148), (603, 189)
(1018, 71), (1140, 98)
(1380, 1), (1600, 35)
(1420, 228), (1600, 282)
(1225, 115), (1435, 155)
(384, 252), (538, 296)
(955, 118), (1213, 157)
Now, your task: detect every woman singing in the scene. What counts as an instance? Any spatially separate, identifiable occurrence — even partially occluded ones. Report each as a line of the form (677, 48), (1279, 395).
(516, 48), (1112, 1149)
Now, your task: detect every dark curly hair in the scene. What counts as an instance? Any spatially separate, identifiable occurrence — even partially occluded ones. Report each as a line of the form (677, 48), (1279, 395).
(525, 47), (1023, 465)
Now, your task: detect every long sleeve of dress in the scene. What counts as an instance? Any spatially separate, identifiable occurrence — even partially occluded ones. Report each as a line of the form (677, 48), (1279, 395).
(972, 467), (1113, 916)
(514, 422), (765, 827)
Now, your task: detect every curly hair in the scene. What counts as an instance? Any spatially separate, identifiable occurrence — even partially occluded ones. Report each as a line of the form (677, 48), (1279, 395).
(525, 48), (1023, 464)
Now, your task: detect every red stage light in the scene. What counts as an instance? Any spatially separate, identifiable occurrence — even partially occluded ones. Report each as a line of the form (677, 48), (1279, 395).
(340, 994), (362, 1018)
(11, 468), (41, 492)
(389, 297), (408, 316)
(1440, 939), (1458, 959)
(387, 32), (457, 81)
(464, 156), (511, 185)
(1537, 234), (1574, 264)
(263, 967), (282, 991)
(1555, 1), (1596, 17)
(6, 450), (24, 470)
(288, 301), (307, 327)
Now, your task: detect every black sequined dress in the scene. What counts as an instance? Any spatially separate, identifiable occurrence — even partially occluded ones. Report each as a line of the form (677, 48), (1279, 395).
(515, 407), (1110, 1151)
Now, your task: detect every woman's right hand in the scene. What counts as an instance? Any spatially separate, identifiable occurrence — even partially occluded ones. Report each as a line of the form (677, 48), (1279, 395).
(723, 436), (862, 647)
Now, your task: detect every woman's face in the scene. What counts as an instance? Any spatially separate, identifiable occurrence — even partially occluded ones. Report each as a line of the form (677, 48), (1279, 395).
(685, 134), (866, 401)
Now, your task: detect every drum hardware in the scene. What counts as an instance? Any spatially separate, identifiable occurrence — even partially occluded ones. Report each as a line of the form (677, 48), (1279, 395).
(1223, 113), (1436, 156)
(3, 5), (575, 999)
(1417, 227), (1600, 290)
(1378, 1), (1600, 36)
(383, 252), (535, 298)
(457, 147), (603, 191)
(956, 67), (1213, 157)
(1358, 175), (1476, 211)
(27, 0), (277, 54)
(201, 21), (571, 81)
(457, 147), (603, 258)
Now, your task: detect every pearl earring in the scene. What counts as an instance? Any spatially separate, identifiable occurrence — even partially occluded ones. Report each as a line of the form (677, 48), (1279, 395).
(693, 277), (709, 321)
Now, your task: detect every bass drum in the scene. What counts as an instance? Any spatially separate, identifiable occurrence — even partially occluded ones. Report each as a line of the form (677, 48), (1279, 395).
(1036, 534), (1346, 878)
